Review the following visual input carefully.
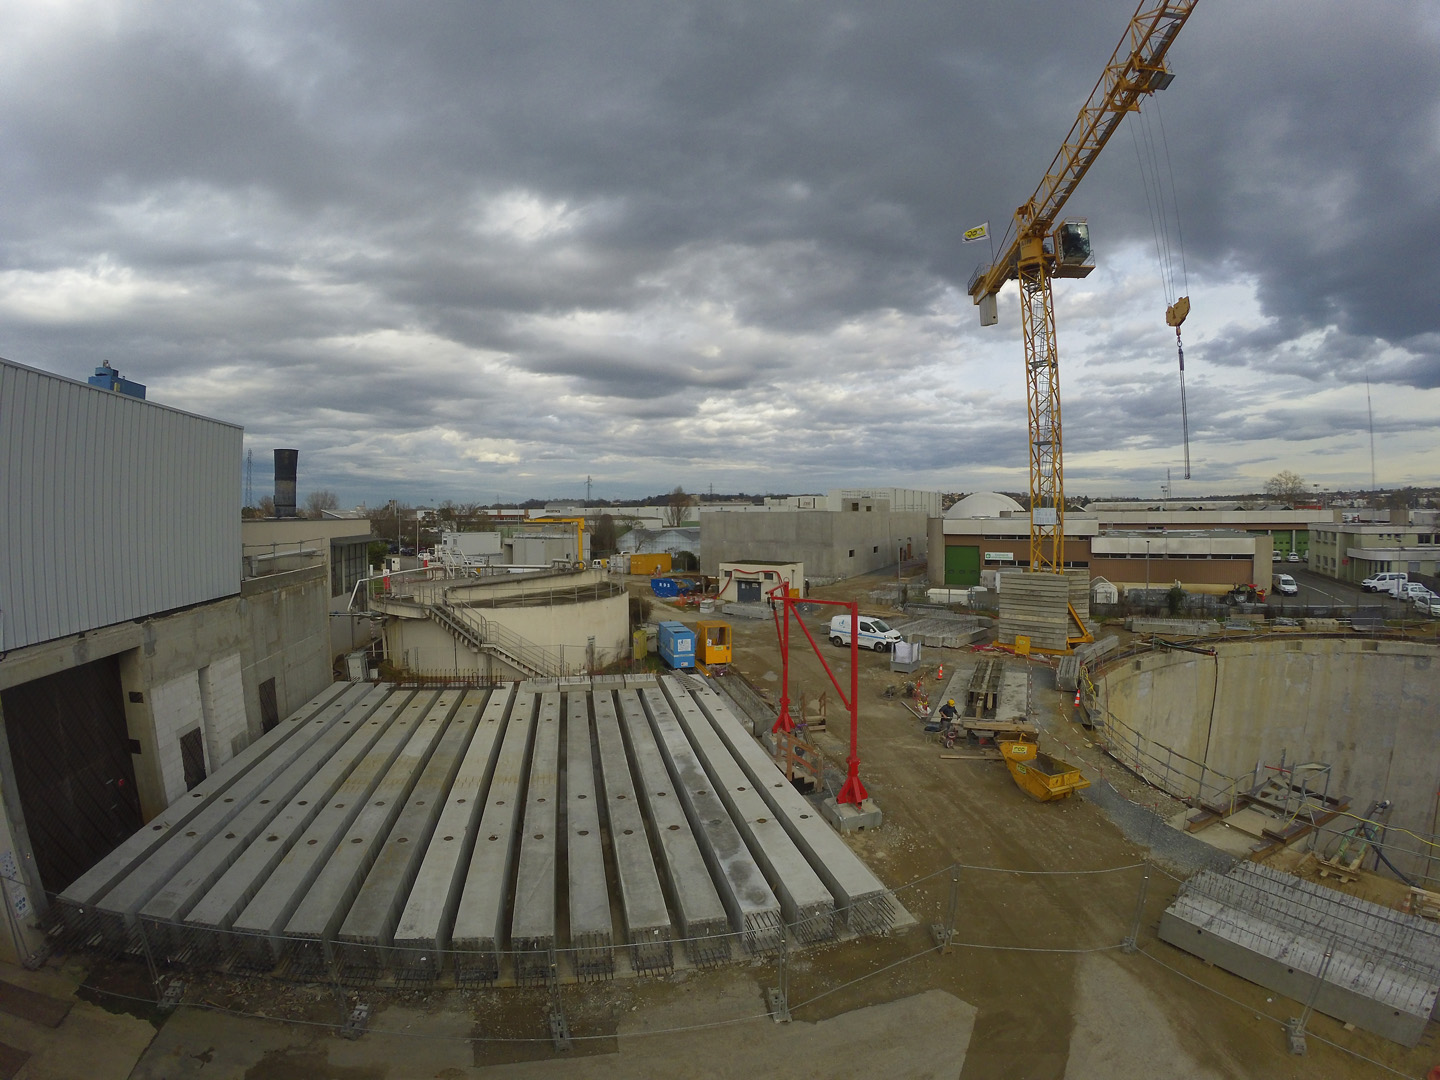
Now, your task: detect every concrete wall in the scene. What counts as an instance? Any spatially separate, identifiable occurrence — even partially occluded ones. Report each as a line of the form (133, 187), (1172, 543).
(1098, 639), (1440, 878)
(0, 562), (330, 962)
(702, 509), (927, 583)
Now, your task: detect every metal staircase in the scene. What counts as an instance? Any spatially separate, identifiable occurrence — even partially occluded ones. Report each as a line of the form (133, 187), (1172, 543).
(425, 602), (562, 678)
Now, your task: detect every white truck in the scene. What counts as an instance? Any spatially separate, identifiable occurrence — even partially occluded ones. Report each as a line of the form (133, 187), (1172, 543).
(829, 614), (903, 652)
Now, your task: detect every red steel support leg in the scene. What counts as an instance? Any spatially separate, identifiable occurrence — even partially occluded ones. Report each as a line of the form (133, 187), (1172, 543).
(771, 584), (795, 734)
(836, 600), (868, 805)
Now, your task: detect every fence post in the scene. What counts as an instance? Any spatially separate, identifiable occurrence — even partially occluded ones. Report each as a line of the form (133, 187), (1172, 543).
(767, 925), (791, 1022)
(1123, 861), (1150, 953)
(1286, 937), (1336, 1055)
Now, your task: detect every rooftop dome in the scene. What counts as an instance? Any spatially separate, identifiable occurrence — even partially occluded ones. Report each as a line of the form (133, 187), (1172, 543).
(945, 492), (1025, 518)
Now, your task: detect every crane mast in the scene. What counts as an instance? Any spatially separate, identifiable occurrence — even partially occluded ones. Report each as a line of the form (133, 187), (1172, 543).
(968, 1), (1198, 589)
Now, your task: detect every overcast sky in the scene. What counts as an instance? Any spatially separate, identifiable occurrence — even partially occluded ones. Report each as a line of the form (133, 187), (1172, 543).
(3, 1), (1437, 507)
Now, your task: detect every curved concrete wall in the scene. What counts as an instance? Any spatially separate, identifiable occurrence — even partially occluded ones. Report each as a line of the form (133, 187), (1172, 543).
(1099, 639), (1440, 876)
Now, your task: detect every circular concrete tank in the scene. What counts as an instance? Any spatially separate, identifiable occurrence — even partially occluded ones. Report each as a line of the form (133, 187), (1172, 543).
(1096, 637), (1440, 876)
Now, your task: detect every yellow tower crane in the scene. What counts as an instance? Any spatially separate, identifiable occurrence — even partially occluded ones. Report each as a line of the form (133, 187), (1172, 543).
(967, 0), (1197, 643)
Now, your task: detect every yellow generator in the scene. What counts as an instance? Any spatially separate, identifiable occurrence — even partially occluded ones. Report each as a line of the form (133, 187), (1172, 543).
(696, 620), (732, 666)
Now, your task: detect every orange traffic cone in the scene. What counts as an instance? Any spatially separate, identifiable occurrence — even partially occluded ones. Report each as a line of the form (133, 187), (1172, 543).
(936, 664), (944, 682)
(1074, 688), (1082, 707)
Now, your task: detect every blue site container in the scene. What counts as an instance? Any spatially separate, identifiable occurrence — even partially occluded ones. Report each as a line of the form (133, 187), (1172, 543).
(651, 577), (679, 598)
(657, 620), (696, 670)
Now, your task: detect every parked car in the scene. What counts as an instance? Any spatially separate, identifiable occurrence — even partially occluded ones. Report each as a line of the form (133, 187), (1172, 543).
(829, 614), (903, 652)
(1274, 574), (1299, 596)
(1414, 592), (1440, 617)
(1399, 581), (1432, 602)
(1361, 571), (1408, 594)
(1271, 551), (1282, 562)
(1287, 551), (1302, 563)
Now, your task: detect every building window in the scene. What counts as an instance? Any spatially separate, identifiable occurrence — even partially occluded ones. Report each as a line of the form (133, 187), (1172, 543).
(180, 727), (207, 791)
(872, 546), (879, 554)
(848, 549), (855, 558)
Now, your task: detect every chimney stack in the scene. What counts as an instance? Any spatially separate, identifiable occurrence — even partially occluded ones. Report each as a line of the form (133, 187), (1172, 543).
(274, 449), (298, 518)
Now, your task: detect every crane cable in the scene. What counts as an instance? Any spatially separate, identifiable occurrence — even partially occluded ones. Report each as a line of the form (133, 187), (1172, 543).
(1131, 100), (1192, 479)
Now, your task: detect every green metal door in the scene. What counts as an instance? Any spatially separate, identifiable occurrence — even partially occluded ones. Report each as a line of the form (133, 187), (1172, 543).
(944, 545), (981, 587)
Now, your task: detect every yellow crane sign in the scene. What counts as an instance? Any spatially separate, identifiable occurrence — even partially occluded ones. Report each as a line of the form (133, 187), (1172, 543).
(967, 1), (1198, 605)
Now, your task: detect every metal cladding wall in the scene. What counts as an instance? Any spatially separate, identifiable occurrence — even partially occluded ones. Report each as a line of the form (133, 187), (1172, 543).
(0, 358), (243, 651)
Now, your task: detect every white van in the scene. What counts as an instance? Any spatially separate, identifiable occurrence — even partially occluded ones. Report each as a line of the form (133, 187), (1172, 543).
(1361, 571), (1408, 595)
(829, 614), (903, 652)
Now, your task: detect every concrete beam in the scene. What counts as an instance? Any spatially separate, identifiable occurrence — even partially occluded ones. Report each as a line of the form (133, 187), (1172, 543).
(57, 679), (354, 924)
(136, 684), (390, 955)
(510, 692), (561, 984)
(392, 686), (512, 982)
(451, 687), (539, 985)
(640, 685), (782, 955)
(615, 688), (730, 965)
(660, 677), (834, 944)
(89, 683), (373, 945)
(227, 689), (425, 967)
(687, 680), (894, 935)
(179, 685), (398, 961)
(281, 690), (459, 975)
(333, 690), (484, 981)
(563, 690), (614, 979)
(592, 689), (672, 974)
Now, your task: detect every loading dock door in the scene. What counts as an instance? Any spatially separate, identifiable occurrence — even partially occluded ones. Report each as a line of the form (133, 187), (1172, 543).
(0, 655), (143, 893)
(944, 545), (981, 587)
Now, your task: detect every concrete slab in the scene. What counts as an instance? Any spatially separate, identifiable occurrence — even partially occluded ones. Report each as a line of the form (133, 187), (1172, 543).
(640, 685), (782, 954)
(451, 687), (539, 984)
(660, 677), (834, 943)
(510, 691), (561, 983)
(687, 680), (895, 935)
(227, 690), (425, 966)
(615, 688), (730, 964)
(391, 686), (512, 982)
(333, 691), (483, 980)
(563, 690), (615, 979)
(1159, 862), (1440, 1047)
(592, 689), (673, 973)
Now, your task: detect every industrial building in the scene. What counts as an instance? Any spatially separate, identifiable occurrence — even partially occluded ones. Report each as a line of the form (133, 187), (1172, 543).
(242, 516), (378, 656)
(929, 493), (1292, 593)
(1309, 518), (1440, 586)
(701, 495), (926, 584)
(0, 359), (333, 963)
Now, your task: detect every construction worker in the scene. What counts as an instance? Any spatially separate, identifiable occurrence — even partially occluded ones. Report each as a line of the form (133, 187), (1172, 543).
(938, 697), (959, 730)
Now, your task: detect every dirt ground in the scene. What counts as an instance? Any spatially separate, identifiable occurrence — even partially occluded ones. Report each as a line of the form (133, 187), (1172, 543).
(633, 567), (1440, 1078)
(42, 565), (1440, 1078)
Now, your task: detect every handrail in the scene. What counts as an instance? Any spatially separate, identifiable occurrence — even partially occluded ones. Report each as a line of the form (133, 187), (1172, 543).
(431, 601), (564, 678)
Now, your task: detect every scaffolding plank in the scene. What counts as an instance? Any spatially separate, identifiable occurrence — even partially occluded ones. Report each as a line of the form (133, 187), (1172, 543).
(615, 688), (730, 965)
(509, 692), (561, 984)
(687, 680), (894, 936)
(592, 690), (672, 974)
(391, 686), (512, 982)
(660, 677), (834, 943)
(564, 691), (614, 979)
(332, 691), (484, 980)
(640, 685), (782, 954)
(451, 687), (539, 984)
(281, 691), (460, 975)
(227, 689), (429, 966)
(59, 680), (356, 921)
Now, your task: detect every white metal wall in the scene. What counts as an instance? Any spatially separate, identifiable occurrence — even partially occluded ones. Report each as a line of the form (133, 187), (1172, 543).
(1, 358), (242, 651)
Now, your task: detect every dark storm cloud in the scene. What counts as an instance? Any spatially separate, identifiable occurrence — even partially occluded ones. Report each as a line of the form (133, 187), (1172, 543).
(1, 0), (1436, 501)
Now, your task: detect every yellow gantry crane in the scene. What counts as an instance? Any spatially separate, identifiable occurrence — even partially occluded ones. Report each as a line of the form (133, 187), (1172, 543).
(968, 0), (1197, 639)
